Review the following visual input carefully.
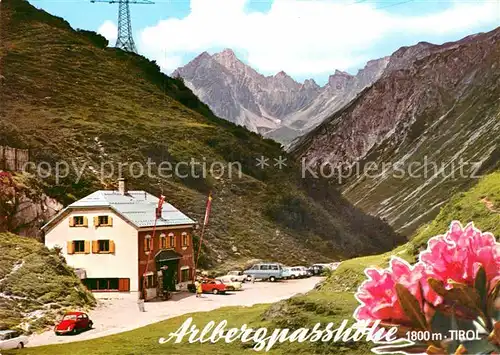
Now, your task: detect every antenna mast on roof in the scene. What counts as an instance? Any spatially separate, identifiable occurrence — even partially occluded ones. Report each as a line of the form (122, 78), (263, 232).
(90, 0), (154, 53)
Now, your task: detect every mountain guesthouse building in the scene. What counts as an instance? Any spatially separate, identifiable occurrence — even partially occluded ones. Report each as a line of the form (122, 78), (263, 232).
(42, 179), (197, 300)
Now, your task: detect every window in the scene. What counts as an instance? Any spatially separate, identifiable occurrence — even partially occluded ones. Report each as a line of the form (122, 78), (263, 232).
(92, 240), (115, 254)
(99, 240), (110, 252)
(181, 268), (190, 282)
(70, 216), (87, 227)
(271, 265), (278, 270)
(74, 240), (85, 253)
(261, 265), (269, 270)
(160, 234), (167, 249)
(182, 233), (189, 247)
(84, 278), (120, 291)
(94, 215), (113, 227)
(1, 332), (19, 340)
(168, 233), (175, 248)
(144, 235), (152, 253)
(67, 240), (89, 254)
(11, 331), (20, 339)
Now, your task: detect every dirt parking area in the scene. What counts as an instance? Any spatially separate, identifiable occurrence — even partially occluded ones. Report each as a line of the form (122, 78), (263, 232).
(27, 276), (324, 347)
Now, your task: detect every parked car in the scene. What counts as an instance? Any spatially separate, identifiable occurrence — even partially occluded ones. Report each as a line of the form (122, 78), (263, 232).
(281, 266), (291, 279)
(243, 263), (284, 282)
(0, 330), (28, 350)
(219, 271), (247, 283)
(288, 267), (302, 279)
(309, 264), (324, 275)
(201, 279), (227, 294)
(217, 278), (243, 291)
(225, 270), (247, 283)
(289, 266), (309, 278)
(55, 312), (93, 335)
(299, 266), (311, 277)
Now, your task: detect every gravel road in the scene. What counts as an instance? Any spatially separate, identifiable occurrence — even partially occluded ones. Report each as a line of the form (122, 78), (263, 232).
(27, 276), (323, 347)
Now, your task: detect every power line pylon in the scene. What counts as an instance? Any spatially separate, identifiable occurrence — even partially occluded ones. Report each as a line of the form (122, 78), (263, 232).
(91, 0), (154, 53)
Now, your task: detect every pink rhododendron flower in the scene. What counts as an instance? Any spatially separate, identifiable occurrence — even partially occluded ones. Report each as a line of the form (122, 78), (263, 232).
(354, 258), (439, 324)
(354, 221), (499, 327)
(420, 221), (500, 290)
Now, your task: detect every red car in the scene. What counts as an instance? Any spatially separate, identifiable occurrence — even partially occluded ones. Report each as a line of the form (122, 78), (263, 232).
(54, 312), (93, 335)
(201, 279), (227, 294)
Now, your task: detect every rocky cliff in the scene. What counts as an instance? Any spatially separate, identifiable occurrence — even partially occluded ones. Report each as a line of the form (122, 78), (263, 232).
(292, 27), (500, 235)
(173, 50), (387, 146)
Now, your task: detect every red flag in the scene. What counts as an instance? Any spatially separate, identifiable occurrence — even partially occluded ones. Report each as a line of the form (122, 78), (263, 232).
(203, 193), (212, 226)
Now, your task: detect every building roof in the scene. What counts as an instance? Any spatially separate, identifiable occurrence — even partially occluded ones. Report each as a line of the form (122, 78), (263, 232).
(42, 190), (196, 230)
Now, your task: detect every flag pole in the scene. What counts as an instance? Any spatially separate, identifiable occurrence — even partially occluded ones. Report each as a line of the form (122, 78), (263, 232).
(193, 192), (212, 284)
(141, 195), (165, 303)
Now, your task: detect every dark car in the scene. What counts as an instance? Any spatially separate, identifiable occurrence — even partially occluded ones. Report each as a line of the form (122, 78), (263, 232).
(55, 312), (93, 335)
(309, 265), (324, 276)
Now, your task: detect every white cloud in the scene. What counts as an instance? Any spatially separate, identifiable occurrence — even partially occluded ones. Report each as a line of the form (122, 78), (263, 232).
(157, 55), (183, 71)
(97, 20), (118, 45)
(139, 0), (499, 76)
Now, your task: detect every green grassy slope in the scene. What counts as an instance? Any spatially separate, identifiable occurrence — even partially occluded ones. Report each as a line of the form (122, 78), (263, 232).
(14, 171), (498, 355)
(327, 170), (500, 293)
(0, 0), (402, 268)
(0, 233), (95, 332)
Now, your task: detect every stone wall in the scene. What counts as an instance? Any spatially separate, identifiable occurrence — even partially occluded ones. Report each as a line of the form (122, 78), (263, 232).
(0, 146), (29, 171)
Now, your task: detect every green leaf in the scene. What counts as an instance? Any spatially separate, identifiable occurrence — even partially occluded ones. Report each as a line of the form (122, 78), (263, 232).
(395, 283), (428, 331)
(430, 310), (476, 336)
(428, 278), (448, 296)
(431, 310), (453, 336)
(460, 338), (498, 354)
(487, 280), (500, 316)
(447, 287), (481, 312)
(445, 311), (460, 354)
(474, 266), (488, 311)
(429, 278), (481, 314)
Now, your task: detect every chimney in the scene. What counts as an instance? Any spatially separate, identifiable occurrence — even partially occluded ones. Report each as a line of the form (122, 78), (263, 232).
(118, 178), (127, 195)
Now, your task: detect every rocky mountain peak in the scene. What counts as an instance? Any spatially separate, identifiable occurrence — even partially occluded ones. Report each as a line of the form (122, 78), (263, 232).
(217, 48), (238, 61)
(275, 70), (288, 78)
(272, 70), (300, 88)
(196, 51), (211, 60)
(327, 70), (354, 90)
(212, 48), (262, 82)
(386, 41), (437, 72)
(174, 47), (390, 145)
(303, 79), (320, 91)
(334, 69), (351, 76)
(190, 51), (212, 66)
(172, 51), (212, 78)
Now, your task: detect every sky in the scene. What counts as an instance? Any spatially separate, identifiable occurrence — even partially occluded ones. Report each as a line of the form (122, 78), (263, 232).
(33, 0), (500, 85)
